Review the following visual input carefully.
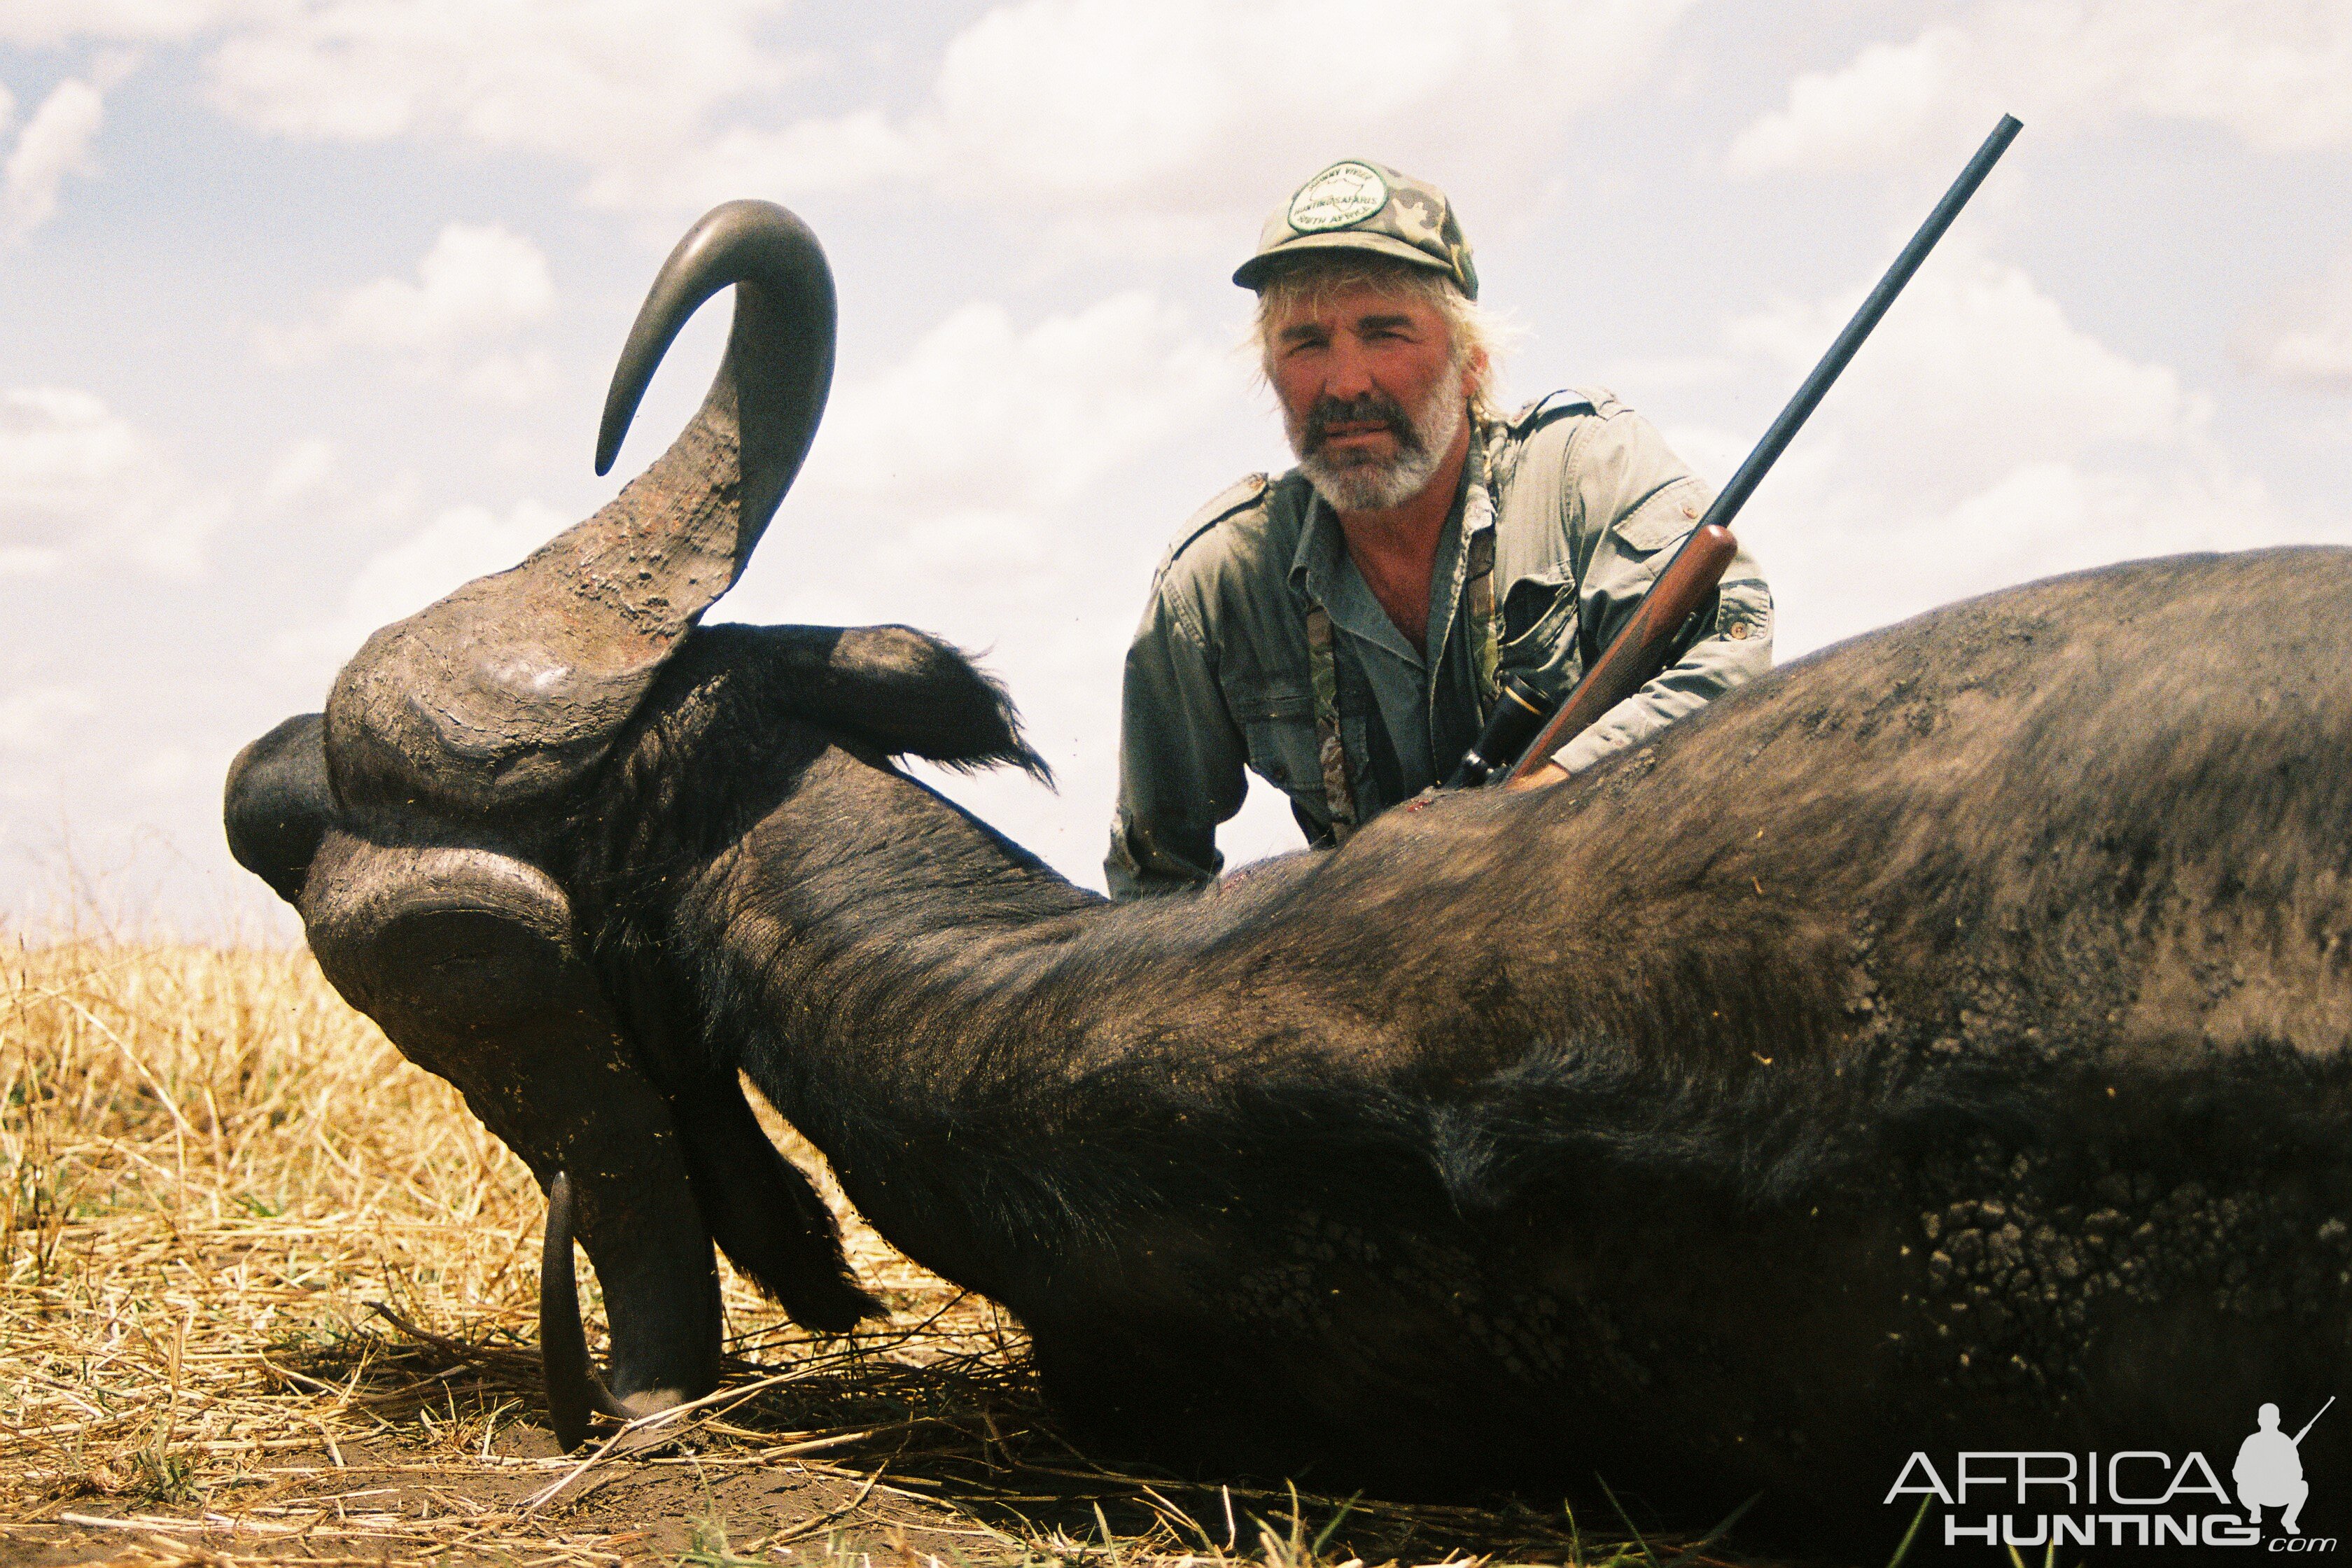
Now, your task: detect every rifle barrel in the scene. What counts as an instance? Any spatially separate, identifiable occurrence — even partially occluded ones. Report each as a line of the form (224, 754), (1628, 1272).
(2292, 1394), (2335, 1446)
(1702, 113), (2021, 538)
(1502, 112), (2022, 784)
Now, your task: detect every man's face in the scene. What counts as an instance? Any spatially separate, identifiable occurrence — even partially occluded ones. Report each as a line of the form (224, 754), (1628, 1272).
(1266, 279), (1470, 513)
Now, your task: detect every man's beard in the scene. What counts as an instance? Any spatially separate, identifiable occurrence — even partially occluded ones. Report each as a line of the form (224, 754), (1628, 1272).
(1288, 374), (1467, 513)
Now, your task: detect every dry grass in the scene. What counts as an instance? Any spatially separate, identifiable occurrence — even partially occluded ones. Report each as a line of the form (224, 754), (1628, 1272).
(0, 939), (1804, 1568)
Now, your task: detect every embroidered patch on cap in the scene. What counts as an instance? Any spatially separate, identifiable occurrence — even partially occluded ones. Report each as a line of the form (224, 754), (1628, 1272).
(1287, 162), (1387, 233)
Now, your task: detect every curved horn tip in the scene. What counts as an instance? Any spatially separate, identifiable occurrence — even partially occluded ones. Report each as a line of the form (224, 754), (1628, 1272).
(541, 1171), (592, 1450)
(540, 1170), (634, 1450)
(594, 197), (830, 479)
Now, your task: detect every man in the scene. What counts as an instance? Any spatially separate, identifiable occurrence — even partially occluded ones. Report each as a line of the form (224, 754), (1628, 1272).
(1107, 159), (1772, 898)
(2234, 1402), (2311, 1536)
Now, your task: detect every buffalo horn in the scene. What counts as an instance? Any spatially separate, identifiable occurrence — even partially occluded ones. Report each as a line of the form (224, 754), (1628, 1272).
(541, 1170), (640, 1450)
(325, 200), (836, 817)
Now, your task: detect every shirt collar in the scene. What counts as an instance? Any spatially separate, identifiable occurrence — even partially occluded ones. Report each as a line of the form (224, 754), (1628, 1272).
(1420, 419), (1499, 680)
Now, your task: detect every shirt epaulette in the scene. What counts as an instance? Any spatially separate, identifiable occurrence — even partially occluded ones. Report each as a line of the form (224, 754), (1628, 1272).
(1506, 388), (1602, 438)
(1166, 473), (1268, 564)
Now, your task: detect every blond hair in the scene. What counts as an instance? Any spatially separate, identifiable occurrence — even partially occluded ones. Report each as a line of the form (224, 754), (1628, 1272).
(1251, 254), (1509, 422)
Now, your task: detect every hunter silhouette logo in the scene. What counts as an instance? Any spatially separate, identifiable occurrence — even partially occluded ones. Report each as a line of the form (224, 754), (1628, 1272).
(2238, 1398), (2332, 1537)
(1884, 1397), (2339, 1549)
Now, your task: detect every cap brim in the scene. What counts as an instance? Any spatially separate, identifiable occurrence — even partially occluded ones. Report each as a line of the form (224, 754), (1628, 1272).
(1233, 230), (1457, 291)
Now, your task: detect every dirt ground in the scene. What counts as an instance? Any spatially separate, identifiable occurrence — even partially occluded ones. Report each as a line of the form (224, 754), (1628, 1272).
(3, 1319), (1700, 1568)
(3, 1420), (1007, 1567)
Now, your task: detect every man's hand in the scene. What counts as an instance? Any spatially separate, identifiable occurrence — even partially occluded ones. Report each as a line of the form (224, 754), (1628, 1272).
(1504, 760), (1570, 792)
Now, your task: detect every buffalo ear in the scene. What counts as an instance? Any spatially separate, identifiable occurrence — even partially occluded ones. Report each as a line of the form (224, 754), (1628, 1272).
(664, 1065), (878, 1332)
(732, 624), (1051, 783)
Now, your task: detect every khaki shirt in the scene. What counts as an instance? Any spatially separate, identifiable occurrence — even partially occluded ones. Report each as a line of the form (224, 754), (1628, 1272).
(1107, 389), (1773, 898)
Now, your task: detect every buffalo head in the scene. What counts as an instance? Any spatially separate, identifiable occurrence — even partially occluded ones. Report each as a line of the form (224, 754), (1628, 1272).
(227, 201), (899, 1442)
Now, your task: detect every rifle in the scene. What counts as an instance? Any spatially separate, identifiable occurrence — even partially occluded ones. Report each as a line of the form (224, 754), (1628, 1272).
(2292, 1396), (2334, 1446)
(1448, 113), (2024, 792)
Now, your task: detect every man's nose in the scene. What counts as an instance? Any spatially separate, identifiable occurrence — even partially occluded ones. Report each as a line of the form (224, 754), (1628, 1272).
(1320, 337), (1378, 399)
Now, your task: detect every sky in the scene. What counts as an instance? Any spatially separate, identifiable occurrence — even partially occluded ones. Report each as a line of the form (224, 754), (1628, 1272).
(4, 0), (2351, 939)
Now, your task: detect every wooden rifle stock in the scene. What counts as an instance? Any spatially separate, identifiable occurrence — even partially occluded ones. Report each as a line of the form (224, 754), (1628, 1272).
(1500, 524), (1737, 785)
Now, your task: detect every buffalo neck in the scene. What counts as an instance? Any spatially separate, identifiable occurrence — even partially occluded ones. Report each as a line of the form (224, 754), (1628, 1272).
(652, 742), (1205, 1289)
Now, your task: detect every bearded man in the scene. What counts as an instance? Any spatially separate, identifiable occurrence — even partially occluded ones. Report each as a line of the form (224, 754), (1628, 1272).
(1107, 160), (1774, 898)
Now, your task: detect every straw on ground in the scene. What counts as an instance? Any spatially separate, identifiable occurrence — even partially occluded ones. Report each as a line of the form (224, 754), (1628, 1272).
(1, 938), (1789, 1567)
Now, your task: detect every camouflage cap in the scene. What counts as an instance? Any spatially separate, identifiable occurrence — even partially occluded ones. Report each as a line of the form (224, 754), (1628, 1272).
(1232, 160), (1478, 300)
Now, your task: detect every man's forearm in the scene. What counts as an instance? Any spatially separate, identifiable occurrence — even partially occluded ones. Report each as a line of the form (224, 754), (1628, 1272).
(1105, 808), (1221, 898)
(1110, 594), (1249, 899)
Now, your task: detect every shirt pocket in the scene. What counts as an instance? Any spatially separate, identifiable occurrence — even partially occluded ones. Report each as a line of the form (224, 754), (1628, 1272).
(1609, 476), (1708, 561)
(1496, 569), (1583, 695)
(1227, 685), (1322, 797)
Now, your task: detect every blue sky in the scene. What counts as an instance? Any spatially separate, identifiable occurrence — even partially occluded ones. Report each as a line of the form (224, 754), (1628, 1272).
(5, 0), (2351, 935)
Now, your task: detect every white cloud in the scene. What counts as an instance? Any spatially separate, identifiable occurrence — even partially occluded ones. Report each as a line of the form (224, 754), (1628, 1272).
(1731, 1), (2352, 175)
(121, 495), (229, 576)
(2, 0), (803, 198)
(1728, 29), (1974, 176)
(341, 496), (570, 626)
(2241, 250), (2352, 391)
(4, 76), (106, 244)
(0, 545), (63, 577)
(128, 744), (195, 794)
(200, 0), (804, 172)
(653, 0), (1693, 223)
(260, 223), (556, 398)
(0, 1), (251, 46)
(260, 438), (337, 505)
(0, 386), (227, 575)
(13, 0), (1686, 229)
(1682, 251), (2299, 655)
(0, 685), (96, 754)
(717, 288), (1242, 640)
(335, 223), (554, 349)
(1724, 253), (2198, 485)
(0, 386), (139, 507)
(286, 496), (573, 664)
(804, 291), (1236, 517)
(265, 221), (552, 355)
(456, 349), (557, 405)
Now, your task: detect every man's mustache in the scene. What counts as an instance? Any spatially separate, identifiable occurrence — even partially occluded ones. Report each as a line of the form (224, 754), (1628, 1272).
(1303, 392), (1418, 456)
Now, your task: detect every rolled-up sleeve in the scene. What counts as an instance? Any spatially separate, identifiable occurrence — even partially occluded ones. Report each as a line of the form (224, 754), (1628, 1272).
(1106, 582), (1248, 899)
(1550, 408), (1774, 776)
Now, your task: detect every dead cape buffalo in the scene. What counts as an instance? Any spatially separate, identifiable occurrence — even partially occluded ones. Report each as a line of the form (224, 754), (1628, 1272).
(225, 201), (2351, 1548)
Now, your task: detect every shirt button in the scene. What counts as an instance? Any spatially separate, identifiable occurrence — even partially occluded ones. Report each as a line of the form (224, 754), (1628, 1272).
(1729, 622), (1751, 640)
